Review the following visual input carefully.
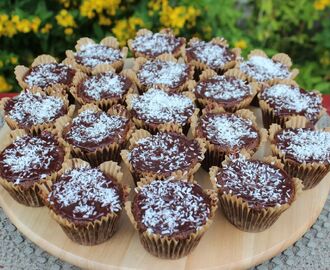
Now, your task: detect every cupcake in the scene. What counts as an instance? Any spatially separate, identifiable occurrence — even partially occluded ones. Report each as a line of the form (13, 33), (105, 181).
(121, 130), (205, 185)
(126, 87), (198, 134)
(57, 103), (134, 166)
(259, 80), (325, 129)
(15, 55), (76, 95)
(125, 179), (218, 259)
(0, 87), (75, 135)
(65, 37), (127, 73)
(191, 107), (267, 169)
(190, 68), (259, 112)
(183, 37), (240, 76)
(210, 153), (303, 232)
(70, 65), (137, 111)
(269, 121), (330, 190)
(0, 129), (70, 207)
(39, 158), (130, 245)
(132, 54), (194, 93)
(128, 28), (185, 59)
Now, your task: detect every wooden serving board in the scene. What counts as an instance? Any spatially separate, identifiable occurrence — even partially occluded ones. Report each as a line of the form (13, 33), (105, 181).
(0, 104), (329, 270)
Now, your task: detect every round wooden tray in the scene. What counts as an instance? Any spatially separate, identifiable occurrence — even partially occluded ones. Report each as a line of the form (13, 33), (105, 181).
(0, 107), (329, 270)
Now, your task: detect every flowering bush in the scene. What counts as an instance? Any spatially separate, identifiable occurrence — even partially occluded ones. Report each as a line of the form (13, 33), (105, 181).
(0, 0), (329, 93)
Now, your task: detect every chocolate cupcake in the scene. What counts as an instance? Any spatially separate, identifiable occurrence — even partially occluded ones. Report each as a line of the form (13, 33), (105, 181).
(15, 55), (76, 95)
(0, 129), (70, 207)
(39, 158), (130, 245)
(70, 65), (137, 111)
(183, 37), (240, 75)
(125, 179), (218, 259)
(132, 54), (194, 93)
(210, 153), (303, 232)
(128, 28), (185, 59)
(190, 68), (259, 112)
(57, 103), (134, 166)
(126, 88), (198, 134)
(191, 107), (267, 169)
(269, 122), (330, 190)
(121, 130), (205, 185)
(65, 37), (127, 73)
(259, 80), (325, 129)
(0, 87), (75, 135)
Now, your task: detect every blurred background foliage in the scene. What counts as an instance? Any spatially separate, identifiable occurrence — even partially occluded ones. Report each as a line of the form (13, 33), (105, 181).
(0, 0), (329, 93)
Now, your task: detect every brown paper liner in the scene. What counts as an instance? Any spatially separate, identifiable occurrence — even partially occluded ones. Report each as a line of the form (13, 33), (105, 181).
(56, 103), (135, 167)
(125, 184), (218, 259)
(0, 87), (75, 135)
(132, 54), (195, 93)
(38, 158), (130, 245)
(121, 129), (206, 185)
(0, 129), (71, 207)
(269, 123), (330, 190)
(65, 36), (127, 74)
(209, 155), (303, 232)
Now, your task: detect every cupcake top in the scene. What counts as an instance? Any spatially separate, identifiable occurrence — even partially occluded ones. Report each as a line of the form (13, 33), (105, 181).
(74, 44), (122, 68)
(76, 72), (132, 102)
(239, 56), (290, 82)
(260, 84), (322, 123)
(48, 166), (123, 222)
(273, 128), (330, 164)
(24, 63), (75, 89)
(128, 132), (202, 174)
(131, 32), (185, 58)
(130, 88), (195, 125)
(0, 131), (64, 185)
(195, 75), (252, 105)
(132, 180), (211, 236)
(137, 59), (190, 91)
(215, 155), (295, 208)
(4, 91), (66, 129)
(63, 109), (130, 151)
(186, 40), (235, 70)
(196, 112), (259, 150)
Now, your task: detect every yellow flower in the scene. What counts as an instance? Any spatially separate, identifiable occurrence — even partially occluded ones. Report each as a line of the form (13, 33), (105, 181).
(314, 0), (330, 10)
(99, 15), (112, 26)
(10, 56), (18, 65)
(0, 76), (12, 92)
(112, 16), (144, 46)
(41, 23), (53, 34)
(30, 17), (41, 33)
(56, 9), (76, 28)
(64, 27), (73, 35)
(234, 39), (248, 49)
(16, 19), (31, 33)
(80, 0), (121, 18)
(59, 0), (71, 8)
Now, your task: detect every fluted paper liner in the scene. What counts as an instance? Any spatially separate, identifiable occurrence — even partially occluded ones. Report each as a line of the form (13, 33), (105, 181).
(125, 183), (218, 259)
(269, 123), (330, 190)
(65, 36), (127, 74)
(38, 158), (130, 245)
(56, 103), (135, 166)
(0, 128), (70, 207)
(0, 87), (75, 135)
(209, 155), (303, 232)
(121, 129), (206, 185)
(132, 54), (195, 93)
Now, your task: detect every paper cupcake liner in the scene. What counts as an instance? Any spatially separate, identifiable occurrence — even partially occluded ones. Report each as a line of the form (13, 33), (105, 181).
(0, 129), (70, 207)
(38, 158), (130, 245)
(209, 156), (303, 232)
(125, 188), (218, 259)
(121, 129), (206, 185)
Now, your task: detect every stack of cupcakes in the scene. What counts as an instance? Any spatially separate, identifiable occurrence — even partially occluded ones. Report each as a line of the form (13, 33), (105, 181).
(0, 28), (328, 260)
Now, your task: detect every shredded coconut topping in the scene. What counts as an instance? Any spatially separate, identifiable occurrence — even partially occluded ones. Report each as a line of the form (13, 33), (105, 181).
(137, 60), (189, 89)
(5, 92), (65, 127)
(48, 167), (122, 220)
(132, 33), (183, 56)
(187, 40), (234, 69)
(195, 75), (251, 102)
(240, 56), (290, 82)
(135, 180), (210, 235)
(217, 155), (293, 207)
(201, 113), (258, 148)
(275, 128), (330, 163)
(75, 44), (122, 68)
(261, 84), (322, 121)
(131, 88), (195, 124)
